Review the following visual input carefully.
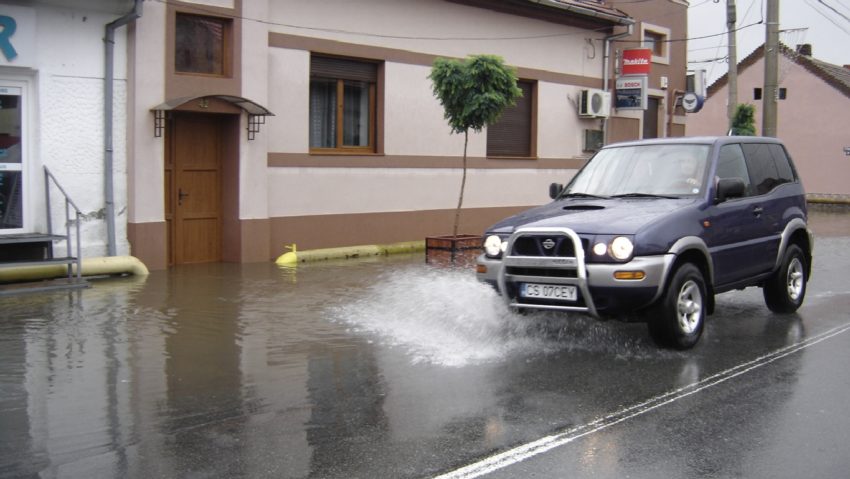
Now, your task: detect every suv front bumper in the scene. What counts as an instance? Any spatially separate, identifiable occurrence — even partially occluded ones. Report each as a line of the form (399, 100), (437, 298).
(476, 228), (673, 317)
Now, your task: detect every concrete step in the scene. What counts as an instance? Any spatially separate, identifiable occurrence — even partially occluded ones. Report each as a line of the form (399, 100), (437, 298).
(0, 277), (89, 296)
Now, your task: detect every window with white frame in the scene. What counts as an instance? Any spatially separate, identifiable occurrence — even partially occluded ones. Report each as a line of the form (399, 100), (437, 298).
(641, 23), (671, 65)
(0, 85), (24, 230)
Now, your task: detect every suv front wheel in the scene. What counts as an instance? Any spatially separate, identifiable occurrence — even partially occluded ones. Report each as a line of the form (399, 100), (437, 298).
(763, 244), (807, 313)
(648, 263), (707, 350)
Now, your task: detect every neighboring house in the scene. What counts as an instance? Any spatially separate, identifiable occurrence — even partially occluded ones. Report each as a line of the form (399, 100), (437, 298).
(1, 0), (691, 270)
(687, 43), (850, 199)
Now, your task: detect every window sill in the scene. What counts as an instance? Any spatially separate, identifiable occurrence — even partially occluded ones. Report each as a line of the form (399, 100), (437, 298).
(174, 71), (231, 79)
(309, 149), (382, 156)
(486, 156), (538, 161)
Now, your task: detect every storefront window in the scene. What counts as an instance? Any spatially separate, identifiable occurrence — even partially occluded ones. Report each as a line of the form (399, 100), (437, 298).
(0, 86), (22, 230)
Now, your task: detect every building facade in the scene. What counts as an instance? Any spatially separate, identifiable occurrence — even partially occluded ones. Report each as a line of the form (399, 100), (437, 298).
(1, 0), (691, 270)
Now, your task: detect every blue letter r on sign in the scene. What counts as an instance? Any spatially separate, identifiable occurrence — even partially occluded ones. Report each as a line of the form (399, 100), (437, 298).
(0, 16), (18, 61)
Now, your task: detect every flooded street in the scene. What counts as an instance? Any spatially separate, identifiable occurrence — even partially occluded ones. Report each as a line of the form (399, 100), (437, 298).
(2, 207), (850, 478)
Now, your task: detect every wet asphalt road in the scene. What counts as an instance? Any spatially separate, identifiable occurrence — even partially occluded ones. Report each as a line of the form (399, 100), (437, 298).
(1, 207), (849, 479)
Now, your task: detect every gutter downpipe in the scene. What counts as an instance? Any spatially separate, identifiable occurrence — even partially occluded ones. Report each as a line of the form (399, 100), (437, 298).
(104, 0), (143, 256)
(602, 22), (634, 145)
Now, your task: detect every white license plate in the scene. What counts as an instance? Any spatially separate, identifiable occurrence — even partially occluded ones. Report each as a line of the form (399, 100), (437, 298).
(520, 283), (577, 301)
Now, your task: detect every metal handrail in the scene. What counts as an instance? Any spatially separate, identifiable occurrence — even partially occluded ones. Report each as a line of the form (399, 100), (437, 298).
(44, 166), (83, 282)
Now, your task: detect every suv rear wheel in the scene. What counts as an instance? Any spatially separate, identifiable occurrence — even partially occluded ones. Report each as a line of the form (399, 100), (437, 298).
(763, 244), (807, 313)
(648, 263), (706, 350)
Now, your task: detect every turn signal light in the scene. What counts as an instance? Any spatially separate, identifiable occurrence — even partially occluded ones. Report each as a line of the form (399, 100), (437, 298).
(614, 270), (645, 280)
(477, 264), (488, 274)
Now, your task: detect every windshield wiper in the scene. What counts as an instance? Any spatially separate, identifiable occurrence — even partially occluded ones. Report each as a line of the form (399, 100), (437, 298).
(560, 192), (610, 199)
(611, 193), (679, 199)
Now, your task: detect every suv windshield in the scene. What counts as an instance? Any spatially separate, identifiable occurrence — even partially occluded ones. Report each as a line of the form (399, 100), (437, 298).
(565, 144), (711, 197)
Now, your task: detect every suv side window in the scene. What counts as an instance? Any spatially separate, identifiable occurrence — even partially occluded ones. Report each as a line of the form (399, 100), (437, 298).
(742, 143), (783, 195)
(767, 144), (796, 183)
(717, 144), (752, 196)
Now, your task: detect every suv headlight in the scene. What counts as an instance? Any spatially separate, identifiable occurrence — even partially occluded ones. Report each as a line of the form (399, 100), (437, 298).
(609, 236), (634, 260)
(484, 235), (507, 258)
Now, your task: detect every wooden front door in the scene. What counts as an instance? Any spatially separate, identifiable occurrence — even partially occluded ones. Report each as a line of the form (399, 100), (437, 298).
(166, 113), (224, 265)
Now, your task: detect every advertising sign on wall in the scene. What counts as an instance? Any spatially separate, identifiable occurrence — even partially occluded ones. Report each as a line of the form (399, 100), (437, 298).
(615, 75), (647, 110)
(0, 5), (36, 68)
(621, 48), (652, 76)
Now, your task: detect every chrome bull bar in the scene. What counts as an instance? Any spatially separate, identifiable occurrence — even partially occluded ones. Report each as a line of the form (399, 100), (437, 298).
(497, 227), (598, 317)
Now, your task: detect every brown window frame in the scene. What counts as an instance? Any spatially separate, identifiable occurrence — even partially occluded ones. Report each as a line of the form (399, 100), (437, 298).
(174, 12), (233, 78)
(486, 80), (536, 159)
(309, 55), (379, 155)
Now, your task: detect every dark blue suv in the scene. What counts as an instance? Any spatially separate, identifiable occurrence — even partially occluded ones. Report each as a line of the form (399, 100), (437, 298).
(476, 136), (813, 349)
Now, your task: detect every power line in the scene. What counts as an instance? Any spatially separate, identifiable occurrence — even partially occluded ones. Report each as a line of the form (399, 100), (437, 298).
(804, 0), (850, 34)
(817, 0), (850, 23)
(613, 21), (763, 44)
(154, 0), (755, 46)
(688, 56), (730, 63)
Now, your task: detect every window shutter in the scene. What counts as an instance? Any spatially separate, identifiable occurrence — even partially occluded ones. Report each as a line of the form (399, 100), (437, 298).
(487, 81), (533, 157)
(311, 56), (377, 83)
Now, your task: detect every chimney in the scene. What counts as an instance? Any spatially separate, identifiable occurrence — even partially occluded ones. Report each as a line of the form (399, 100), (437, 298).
(796, 44), (812, 56)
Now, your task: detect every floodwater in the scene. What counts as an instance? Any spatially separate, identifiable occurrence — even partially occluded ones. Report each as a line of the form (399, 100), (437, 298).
(1, 206), (849, 478)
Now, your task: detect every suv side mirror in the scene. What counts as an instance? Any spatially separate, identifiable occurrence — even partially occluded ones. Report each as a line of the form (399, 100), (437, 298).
(549, 183), (564, 199)
(716, 177), (746, 203)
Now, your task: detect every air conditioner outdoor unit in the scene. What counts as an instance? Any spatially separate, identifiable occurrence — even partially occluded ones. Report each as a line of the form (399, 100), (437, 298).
(578, 88), (611, 118)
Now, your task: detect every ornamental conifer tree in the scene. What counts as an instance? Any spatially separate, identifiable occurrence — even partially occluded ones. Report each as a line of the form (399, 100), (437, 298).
(429, 54), (522, 238)
(731, 103), (757, 136)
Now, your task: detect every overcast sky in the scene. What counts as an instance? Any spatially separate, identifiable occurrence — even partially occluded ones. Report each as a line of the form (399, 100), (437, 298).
(686, 0), (850, 84)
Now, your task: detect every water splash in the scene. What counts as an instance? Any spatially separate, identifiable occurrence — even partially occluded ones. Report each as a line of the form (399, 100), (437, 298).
(330, 266), (660, 367)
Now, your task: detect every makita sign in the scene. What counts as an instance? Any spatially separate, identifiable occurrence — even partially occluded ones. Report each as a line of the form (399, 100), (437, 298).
(622, 49), (652, 76)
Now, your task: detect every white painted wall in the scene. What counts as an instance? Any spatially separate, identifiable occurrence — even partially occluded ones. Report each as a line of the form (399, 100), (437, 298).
(266, 167), (566, 218)
(1, 2), (132, 256)
(127, 1), (166, 225)
(538, 82), (602, 159)
(267, 47), (310, 154)
(240, 0), (271, 220)
(267, 0), (605, 79)
(383, 62), (480, 158)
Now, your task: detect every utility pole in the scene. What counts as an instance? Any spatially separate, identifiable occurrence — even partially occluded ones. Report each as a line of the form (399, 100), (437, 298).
(763, 0), (779, 137)
(726, 0), (738, 132)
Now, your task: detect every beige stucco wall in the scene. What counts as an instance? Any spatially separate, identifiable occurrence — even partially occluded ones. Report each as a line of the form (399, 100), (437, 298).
(263, 0), (609, 220)
(383, 62), (476, 158)
(267, 0), (604, 79)
(687, 54), (850, 196)
(127, 0), (167, 224)
(239, 0), (270, 220)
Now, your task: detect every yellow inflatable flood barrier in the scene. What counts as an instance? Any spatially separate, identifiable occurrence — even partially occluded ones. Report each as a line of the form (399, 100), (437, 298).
(0, 255), (149, 283)
(275, 241), (425, 265)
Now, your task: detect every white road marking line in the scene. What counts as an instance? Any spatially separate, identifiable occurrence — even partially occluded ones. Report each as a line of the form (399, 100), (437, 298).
(432, 322), (850, 479)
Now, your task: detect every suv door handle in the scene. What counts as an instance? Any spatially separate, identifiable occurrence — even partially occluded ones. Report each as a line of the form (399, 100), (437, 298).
(752, 206), (763, 216)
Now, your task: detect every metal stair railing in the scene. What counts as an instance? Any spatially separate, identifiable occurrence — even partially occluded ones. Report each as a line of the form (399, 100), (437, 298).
(44, 166), (83, 283)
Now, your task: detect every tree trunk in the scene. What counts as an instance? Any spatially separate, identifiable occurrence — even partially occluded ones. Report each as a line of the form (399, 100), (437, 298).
(453, 131), (468, 238)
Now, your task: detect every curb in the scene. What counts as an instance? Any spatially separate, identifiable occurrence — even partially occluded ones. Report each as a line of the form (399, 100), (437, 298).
(808, 196), (850, 206)
(275, 240), (425, 265)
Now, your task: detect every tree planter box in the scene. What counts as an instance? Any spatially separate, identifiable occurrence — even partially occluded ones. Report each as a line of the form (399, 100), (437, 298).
(425, 234), (481, 268)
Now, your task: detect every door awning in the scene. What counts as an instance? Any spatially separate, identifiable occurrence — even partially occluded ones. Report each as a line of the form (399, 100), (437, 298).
(151, 95), (274, 140)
